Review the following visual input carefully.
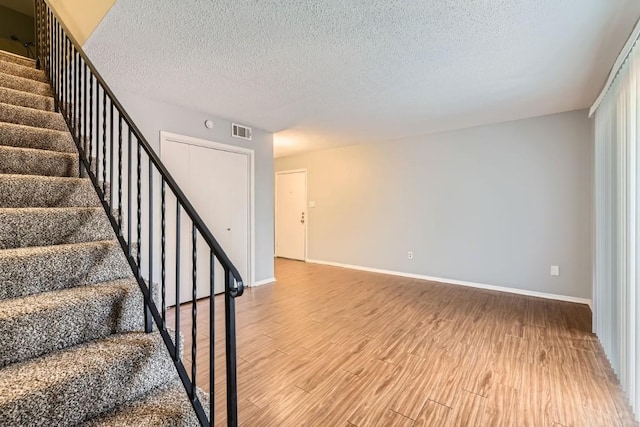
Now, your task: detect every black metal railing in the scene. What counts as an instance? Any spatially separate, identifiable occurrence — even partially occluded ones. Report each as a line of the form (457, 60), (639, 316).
(34, 1), (244, 425)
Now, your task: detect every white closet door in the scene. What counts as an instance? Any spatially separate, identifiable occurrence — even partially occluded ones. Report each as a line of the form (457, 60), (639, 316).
(189, 144), (249, 298)
(161, 139), (249, 305)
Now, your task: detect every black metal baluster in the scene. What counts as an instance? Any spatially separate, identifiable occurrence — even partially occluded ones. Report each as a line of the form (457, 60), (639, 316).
(59, 25), (62, 111)
(47, 6), (51, 71)
(66, 38), (70, 118)
(226, 267), (239, 426)
(34, 1), (39, 64)
(57, 23), (61, 109)
(175, 205), (181, 361)
(214, 249), (216, 425)
(57, 21), (60, 107)
(58, 23), (62, 108)
(56, 21), (64, 107)
(52, 17), (56, 109)
(138, 143), (151, 333)
(46, 3), (49, 68)
(76, 51), (82, 176)
(73, 49), (78, 139)
(161, 178), (167, 329)
(110, 101), (115, 214)
(88, 75), (93, 171)
(137, 141), (142, 276)
(83, 63), (88, 161)
(191, 224), (197, 399)
(118, 115), (123, 233)
(58, 33), (67, 115)
(61, 35), (66, 116)
(127, 129), (132, 257)
(136, 141), (146, 270)
(149, 158), (154, 329)
(58, 24), (62, 109)
(102, 92), (107, 196)
(76, 50), (80, 139)
(70, 46), (74, 132)
(65, 38), (69, 118)
(48, 10), (51, 82)
(43, 5), (48, 70)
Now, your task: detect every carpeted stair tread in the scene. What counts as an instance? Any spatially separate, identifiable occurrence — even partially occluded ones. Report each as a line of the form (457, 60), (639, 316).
(0, 87), (54, 111)
(0, 174), (100, 207)
(0, 122), (75, 152)
(81, 379), (203, 427)
(0, 207), (114, 249)
(0, 240), (132, 300)
(0, 145), (79, 177)
(0, 48), (199, 425)
(0, 332), (178, 427)
(0, 71), (51, 96)
(0, 102), (67, 131)
(0, 279), (144, 367)
(0, 51), (35, 67)
(0, 59), (49, 83)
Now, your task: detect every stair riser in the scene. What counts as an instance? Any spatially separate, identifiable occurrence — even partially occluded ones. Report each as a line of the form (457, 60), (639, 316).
(0, 103), (67, 131)
(0, 87), (54, 111)
(0, 282), (145, 367)
(0, 241), (132, 300)
(0, 122), (76, 153)
(0, 208), (114, 249)
(0, 60), (49, 83)
(0, 72), (51, 96)
(0, 146), (79, 177)
(0, 334), (177, 427)
(0, 175), (100, 208)
(0, 51), (35, 67)
(82, 380), (203, 427)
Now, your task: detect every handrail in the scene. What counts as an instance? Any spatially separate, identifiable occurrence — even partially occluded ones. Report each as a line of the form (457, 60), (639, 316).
(34, 1), (244, 425)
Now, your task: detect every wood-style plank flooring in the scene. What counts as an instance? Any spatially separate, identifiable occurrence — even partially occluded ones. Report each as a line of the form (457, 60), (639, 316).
(168, 258), (638, 426)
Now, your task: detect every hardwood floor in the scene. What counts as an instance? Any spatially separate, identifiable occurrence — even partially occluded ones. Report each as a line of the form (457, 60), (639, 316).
(167, 258), (638, 426)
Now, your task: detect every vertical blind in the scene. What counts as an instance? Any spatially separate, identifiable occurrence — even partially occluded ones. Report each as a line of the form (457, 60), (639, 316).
(592, 31), (640, 421)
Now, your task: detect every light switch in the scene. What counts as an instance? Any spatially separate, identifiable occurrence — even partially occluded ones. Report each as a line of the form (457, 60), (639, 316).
(309, 201), (316, 208)
(550, 265), (560, 276)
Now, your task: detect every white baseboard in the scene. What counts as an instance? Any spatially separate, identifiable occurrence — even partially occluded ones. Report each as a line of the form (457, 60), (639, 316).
(306, 259), (592, 307)
(252, 277), (276, 287)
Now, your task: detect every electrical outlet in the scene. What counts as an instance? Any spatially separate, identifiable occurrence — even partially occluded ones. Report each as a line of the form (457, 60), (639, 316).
(408, 251), (413, 260)
(550, 265), (560, 276)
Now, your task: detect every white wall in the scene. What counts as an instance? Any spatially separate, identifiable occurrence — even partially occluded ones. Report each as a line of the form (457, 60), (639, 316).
(276, 110), (592, 300)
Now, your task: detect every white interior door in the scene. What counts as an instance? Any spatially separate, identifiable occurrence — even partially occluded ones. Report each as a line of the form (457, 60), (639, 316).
(276, 170), (306, 260)
(161, 136), (250, 305)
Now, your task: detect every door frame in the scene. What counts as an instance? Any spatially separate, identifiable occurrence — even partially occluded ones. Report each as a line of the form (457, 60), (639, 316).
(159, 131), (255, 288)
(275, 169), (308, 261)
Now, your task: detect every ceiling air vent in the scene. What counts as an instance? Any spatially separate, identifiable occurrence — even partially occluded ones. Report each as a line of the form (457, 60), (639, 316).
(232, 123), (252, 141)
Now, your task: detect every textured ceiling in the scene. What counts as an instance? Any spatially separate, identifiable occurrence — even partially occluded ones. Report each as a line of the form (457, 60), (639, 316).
(84, 0), (640, 157)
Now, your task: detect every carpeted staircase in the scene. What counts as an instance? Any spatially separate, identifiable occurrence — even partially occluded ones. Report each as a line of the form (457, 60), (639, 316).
(0, 49), (202, 426)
